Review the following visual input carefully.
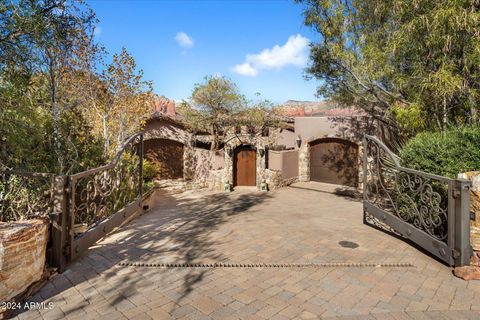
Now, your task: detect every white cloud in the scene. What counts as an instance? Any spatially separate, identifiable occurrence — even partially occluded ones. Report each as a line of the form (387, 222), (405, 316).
(232, 62), (258, 77)
(232, 34), (309, 77)
(175, 32), (194, 48)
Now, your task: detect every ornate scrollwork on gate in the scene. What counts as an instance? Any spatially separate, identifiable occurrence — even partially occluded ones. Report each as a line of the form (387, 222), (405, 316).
(71, 134), (142, 231)
(364, 136), (449, 242)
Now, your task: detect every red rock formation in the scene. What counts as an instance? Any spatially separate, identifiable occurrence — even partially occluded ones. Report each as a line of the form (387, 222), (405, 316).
(275, 100), (365, 117)
(153, 96), (176, 119)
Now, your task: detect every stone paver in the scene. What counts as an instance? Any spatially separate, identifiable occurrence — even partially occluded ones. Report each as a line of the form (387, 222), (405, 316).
(11, 182), (480, 319)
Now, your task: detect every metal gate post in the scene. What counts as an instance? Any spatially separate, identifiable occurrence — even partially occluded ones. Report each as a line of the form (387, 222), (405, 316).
(362, 136), (368, 224)
(454, 178), (472, 267)
(50, 175), (69, 273)
(138, 134), (144, 201)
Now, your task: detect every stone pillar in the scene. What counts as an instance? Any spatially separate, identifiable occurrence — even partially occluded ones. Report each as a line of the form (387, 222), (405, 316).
(224, 147), (233, 186)
(357, 144), (364, 191)
(298, 142), (310, 182)
(0, 219), (48, 303)
(183, 145), (196, 181)
(459, 171), (480, 251)
(256, 145), (266, 189)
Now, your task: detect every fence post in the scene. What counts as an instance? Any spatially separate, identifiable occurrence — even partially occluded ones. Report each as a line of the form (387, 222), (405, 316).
(138, 134), (143, 201)
(454, 178), (472, 267)
(50, 175), (69, 273)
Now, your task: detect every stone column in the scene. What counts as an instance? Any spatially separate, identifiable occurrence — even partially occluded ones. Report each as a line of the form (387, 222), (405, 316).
(183, 145), (195, 181)
(357, 144), (364, 191)
(298, 142), (310, 182)
(224, 146), (233, 186)
(0, 219), (48, 303)
(458, 171), (480, 251)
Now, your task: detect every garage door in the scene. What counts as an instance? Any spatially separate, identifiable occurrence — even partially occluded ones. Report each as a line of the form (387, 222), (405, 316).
(310, 138), (358, 187)
(143, 139), (184, 179)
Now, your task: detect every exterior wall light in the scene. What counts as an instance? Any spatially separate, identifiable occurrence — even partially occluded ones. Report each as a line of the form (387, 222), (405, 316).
(258, 147), (265, 157)
(296, 136), (302, 148)
(224, 181), (231, 192)
(260, 179), (268, 192)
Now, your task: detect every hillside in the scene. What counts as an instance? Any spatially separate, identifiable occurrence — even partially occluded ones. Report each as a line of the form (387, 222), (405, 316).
(276, 100), (362, 117)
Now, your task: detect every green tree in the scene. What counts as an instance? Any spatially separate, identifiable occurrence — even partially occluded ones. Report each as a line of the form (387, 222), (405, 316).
(296, 0), (480, 135)
(0, 0), (98, 173)
(179, 75), (246, 150)
(0, 0), (152, 173)
(101, 48), (154, 154)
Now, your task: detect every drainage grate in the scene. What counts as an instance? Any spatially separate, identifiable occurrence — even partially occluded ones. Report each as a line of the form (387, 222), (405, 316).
(117, 262), (415, 268)
(339, 241), (359, 249)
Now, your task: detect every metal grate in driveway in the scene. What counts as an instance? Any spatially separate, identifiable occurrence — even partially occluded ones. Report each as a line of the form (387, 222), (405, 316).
(117, 262), (415, 268)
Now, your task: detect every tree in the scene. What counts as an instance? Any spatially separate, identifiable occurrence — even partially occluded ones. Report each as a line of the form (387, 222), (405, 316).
(100, 48), (153, 154)
(296, 0), (480, 135)
(179, 75), (246, 150)
(0, 0), (153, 173)
(0, 0), (99, 173)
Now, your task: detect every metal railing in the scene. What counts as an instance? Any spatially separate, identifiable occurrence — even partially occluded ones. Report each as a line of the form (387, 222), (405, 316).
(0, 133), (144, 272)
(363, 135), (471, 266)
(68, 133), (143, 261)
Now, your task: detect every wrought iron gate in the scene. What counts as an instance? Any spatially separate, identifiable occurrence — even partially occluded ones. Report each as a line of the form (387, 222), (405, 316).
(363, 135), (471, 266)
(0, 133), (145, 273)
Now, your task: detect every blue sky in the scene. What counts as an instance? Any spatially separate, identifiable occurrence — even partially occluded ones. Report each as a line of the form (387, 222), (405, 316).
(87, 0), (321, 103)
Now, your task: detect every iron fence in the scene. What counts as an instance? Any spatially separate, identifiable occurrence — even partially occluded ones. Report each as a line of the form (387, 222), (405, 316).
(363, 135), (471, 266)
(0, 133), (144, 272)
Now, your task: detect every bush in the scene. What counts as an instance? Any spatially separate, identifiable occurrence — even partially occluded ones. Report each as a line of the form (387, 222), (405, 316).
(142, 159), (159, 182)
(399, 126), (480, 178)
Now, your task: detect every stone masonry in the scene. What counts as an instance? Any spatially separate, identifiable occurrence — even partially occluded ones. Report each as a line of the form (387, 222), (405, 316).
(0, 219), (48, 303)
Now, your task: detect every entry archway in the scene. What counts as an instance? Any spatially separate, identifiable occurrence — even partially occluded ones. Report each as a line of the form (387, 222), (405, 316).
(309, 138), (359, 187)
(143, 138), (184, 179)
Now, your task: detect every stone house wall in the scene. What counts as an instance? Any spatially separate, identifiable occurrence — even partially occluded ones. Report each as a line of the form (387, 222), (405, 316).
(223, 126), (271, 189)
(267, 150), (299, 189)
(191, 148), (225, 187)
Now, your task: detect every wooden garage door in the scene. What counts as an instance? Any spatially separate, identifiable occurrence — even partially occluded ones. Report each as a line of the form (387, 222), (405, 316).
(310, 138), (358, 187)
(234, 147), (256, 186)
(143, 139), (183, 179)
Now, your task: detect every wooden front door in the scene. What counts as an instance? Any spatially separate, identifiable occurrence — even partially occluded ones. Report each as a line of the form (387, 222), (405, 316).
(234, 147), (256, 186)
(310, 138), (358, 187)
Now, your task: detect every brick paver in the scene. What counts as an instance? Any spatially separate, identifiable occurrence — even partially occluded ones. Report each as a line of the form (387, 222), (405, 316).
(12, 182), (480, 319)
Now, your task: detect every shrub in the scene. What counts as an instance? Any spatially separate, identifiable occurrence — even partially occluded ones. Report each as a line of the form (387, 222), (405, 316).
(399, 126), (480, 178)
(142, 159), (159, 182)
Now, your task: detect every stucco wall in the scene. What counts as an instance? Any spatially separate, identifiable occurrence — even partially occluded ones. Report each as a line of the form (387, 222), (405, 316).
(295, 116), (371, 188)
(143, 118), (192, 145)
(275, 129), (296, 149)
(269, 150), (299, 180)
(294, 116), (375, 144)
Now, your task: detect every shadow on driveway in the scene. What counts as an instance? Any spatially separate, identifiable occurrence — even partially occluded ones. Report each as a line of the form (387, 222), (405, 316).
(13, 189), (271, 318)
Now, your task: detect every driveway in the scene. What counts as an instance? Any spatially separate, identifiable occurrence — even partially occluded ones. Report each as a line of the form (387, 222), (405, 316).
(14, 182), (480, 319)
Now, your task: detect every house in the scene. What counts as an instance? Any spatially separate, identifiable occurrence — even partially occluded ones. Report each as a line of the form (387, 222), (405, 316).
(142, 97), (377, 191)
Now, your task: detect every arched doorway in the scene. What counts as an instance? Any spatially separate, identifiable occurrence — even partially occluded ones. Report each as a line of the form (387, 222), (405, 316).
(143, 139), (184, 179)
(233, 146), (256, 186)
(309, 138), (358, 187)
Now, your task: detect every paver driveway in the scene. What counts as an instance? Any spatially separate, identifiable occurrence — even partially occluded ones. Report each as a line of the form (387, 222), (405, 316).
(13, 182), (480, 319)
